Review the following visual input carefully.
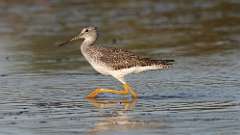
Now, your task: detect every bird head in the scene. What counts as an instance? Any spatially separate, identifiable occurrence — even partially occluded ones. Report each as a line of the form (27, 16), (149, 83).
(58, 26), (97, 47)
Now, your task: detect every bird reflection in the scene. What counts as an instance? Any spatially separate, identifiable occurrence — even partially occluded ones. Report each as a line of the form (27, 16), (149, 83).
(86, 98), (137, 110)
(85, 98), (163, 135)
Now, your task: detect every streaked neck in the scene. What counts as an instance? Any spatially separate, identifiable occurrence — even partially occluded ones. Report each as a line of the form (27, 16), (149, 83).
(80, 36), (97, 53)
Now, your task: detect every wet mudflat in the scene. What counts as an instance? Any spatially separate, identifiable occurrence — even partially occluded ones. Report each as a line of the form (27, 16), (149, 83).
(0, 0), (240, 135)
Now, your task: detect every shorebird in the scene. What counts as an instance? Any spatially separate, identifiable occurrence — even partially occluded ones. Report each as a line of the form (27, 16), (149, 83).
(58, 26), (174, 98)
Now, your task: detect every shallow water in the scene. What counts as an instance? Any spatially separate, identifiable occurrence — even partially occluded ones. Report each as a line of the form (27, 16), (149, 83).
(0, 1), (240, 135)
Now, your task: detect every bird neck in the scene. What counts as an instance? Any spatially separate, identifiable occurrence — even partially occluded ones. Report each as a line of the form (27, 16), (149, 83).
(81, 36), (96, 49)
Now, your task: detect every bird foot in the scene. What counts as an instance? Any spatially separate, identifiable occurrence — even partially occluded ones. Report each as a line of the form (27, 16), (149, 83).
(85, 84), (138, 98)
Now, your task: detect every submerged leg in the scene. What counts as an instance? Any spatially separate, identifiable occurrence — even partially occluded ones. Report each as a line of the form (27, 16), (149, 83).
(85, 83), (138, 98)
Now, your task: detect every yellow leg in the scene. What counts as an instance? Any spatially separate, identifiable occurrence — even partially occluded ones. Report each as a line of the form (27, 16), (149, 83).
(124, 84), (138, 98)
(85, 83), (138, 98)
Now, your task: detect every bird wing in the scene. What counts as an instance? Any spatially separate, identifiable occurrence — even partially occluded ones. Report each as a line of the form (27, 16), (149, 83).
(91, 47), (174, 70)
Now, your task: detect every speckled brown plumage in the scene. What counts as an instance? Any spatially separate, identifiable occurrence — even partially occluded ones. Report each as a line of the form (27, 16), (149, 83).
(86, 46), (174, 70)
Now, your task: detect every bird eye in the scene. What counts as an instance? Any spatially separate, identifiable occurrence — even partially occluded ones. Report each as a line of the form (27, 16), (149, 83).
(85, 29), (89, 32)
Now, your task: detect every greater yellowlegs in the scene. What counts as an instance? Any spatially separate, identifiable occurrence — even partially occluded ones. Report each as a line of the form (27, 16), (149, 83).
(58, 26), (174, 98)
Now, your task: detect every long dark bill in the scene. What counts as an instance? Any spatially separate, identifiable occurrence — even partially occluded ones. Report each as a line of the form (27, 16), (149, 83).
(58, 40), (71, 47)
(58, 34), (82, 47)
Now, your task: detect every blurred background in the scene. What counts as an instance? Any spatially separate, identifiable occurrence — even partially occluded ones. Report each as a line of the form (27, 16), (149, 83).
(0, 1), (240, 135)
(0, 0), (239, 74)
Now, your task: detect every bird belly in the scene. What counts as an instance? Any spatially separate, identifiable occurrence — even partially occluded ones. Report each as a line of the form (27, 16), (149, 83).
(88, 61), (111, 75)
(111, 65), (163, 77)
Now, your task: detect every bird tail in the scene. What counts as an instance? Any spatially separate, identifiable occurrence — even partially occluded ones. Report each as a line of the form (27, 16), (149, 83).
(158, 59), (174, 65)
(150, 59), (175, 69)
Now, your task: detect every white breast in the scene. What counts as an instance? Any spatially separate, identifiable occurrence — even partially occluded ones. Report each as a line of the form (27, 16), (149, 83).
(82, 51), (111, 75)
(88, 61), (111, 75)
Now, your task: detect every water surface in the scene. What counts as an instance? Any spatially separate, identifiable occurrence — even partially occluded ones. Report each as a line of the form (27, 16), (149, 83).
(0, 1), (240, 135)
